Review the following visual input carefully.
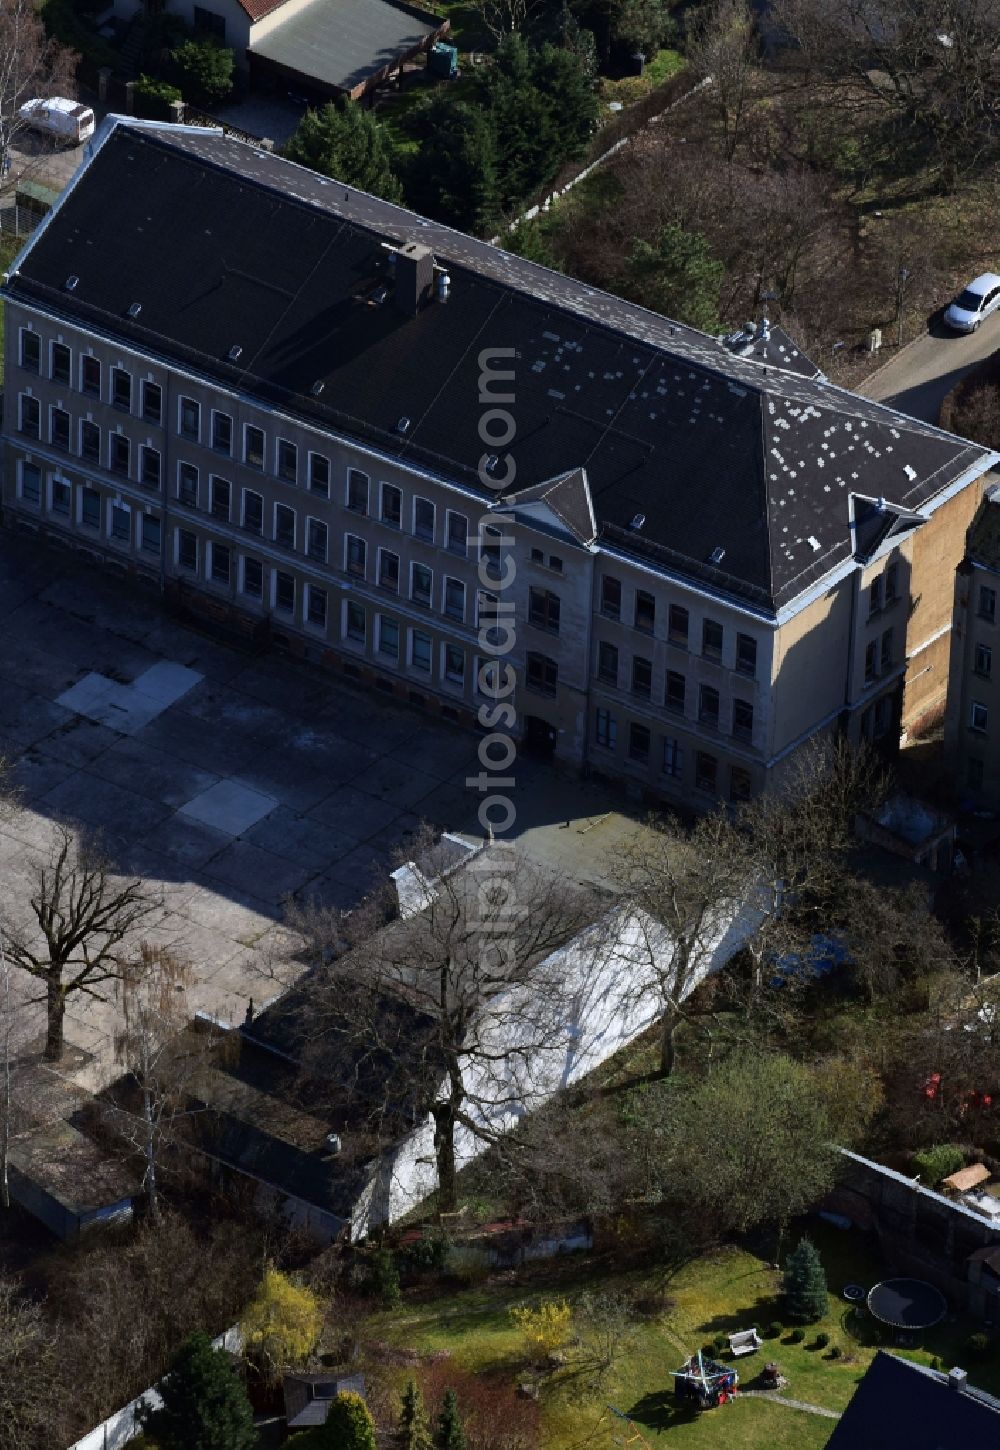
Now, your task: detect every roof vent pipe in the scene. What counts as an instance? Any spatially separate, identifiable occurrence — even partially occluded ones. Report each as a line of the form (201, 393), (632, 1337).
(948, 1367), (968, 1392)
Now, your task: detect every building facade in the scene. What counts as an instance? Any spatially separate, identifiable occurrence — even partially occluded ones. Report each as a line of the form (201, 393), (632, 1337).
(946, 484), (1000, 808)
(2, 118), (995, 813)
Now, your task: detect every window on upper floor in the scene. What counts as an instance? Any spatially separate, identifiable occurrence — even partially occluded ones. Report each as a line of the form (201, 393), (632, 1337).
(275, 571), (295, 613)
(111, 367), (132, 412)
(662, 736), (683, 779)
(733, 698), (754, 742)
(526, 652), (558, 697)
(142, 381), (162, 426)
(275, 502), (295, 548)
(666, 670), (686, 713)
(378, 615), (399, 658)
(980, 586), (997, 623)
(80, 420), (100, 462)
(631, 656), (652, 699)
(869, 575), (883, 617)
(50, 406), (70, 451)
(50, 342), (70, 385)
(110, 501), (131, 542)
(179, 396), (200, 441)
(634, 589), (655, 634)
(210, 476), (231, 522)
(444, 642), (464, 682)
(414, 496), (435, 541)
(81, 355), (100, 397)
(140, 446), (161, 490)
(19, 394), (39, 438)
(695, 751), (718, 793)
(307, 584), (328, 630)
(971, 701), (989, 733)
(243, 489), (263, 535)
(412, 562), (433, 607)
(736, 633), (757, 678)
(976, 642), (993, 678)
(277, 439), (297, 485)
(865, 639), (877, 682)
(629, 722), (650, 762)
(668, 603), (689, 647)
(347, 469), (369, 514)
(699, 684), (720, 727)
(346, 534), (366, 578)
(81, 486), (101, 529)
(19, 461), (41, 505)
(885, 561), (899, 604)
(382, 483), (402, 527)
(730, 766), (753, 803)
(141, 513), (161, 557)
(309, 452), (330, 497)
(177, 528), (197, 572)
(968, 757), (985, 791)
(702, 618), (723, 661)
(51, 478), (71, 516)
(529, 587), (560, 634)
(597, 641), (618, 684)
(444, 576), (465, 621)
(209, 539), (230, 583)
(20, 330), (40, 373)
(110, 433), (130, 477)
(880, 627), (894, 673)
(446, 511), (468, 555)
(411, 630), (432, 672)
(601, 575), (621, 620)
(379, 549), (400, 593)
(307, 519), (328, 563)
(243, 557), (263, 599)
(211, 410), (233, 456)
(595, 708), (617, 750)
(346, 601), (365, 642)
(245, 424), (265, 470)
(178, 463), (199, 508)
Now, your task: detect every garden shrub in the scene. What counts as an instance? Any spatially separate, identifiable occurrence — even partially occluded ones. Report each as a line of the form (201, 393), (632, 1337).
(788, 1327), (805, 1343)
(170, 37), (234, 105)
(828, 1344), (842, 1359)
(814, 1332), (830, 1349)
(509, 1300), (572, 1361)
(912, 1144), (966, 1186)
(767, 1320), (783, 1339)
(398, 1231), (448, 1276)
(712, 1333), (728, 1353)
(966, 1331), (990, 1361)
(371, 1248), (401, 1308)
(134, 75), (182, 121)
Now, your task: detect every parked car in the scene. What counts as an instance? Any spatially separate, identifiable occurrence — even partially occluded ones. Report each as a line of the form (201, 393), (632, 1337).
(17, 97), (95, 146)
(943, 272), (1000, 333)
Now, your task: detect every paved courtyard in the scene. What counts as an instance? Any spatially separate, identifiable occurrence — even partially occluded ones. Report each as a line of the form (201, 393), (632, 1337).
(0, 535), (641, 1096)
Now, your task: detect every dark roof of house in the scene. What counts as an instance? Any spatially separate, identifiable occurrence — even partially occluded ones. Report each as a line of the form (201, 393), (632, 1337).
(825, 1352), (1000, 1450)
(720, 320), (823, 380)
(9, 121), (991, 614)
(251, 0), (441, 92)
(284, 1373), (366, 1427)
(237, 0), (290, 20)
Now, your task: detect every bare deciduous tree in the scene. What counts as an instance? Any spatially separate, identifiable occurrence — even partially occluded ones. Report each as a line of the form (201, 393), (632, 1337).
(0, 1270), (60, 1450)
(475, 0), (537, 43)
(0, 0), (77, 185)
(0, 826), (160, 1061)
(687, 0), (759, 162)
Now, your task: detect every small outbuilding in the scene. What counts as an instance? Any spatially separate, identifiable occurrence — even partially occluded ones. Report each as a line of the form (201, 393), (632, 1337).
(283, 1373), (366, 1429)
(941, 1163), (991, 1194)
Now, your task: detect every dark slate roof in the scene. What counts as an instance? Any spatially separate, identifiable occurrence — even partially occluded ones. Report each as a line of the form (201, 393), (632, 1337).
(825, 1352), (1000, 1449)
(501, 467), (597, 544)
(720, 320), (823, 380)
(251, 0), (441, 93)
(9, 120), (992, 614)
(284, 1373), (366, 1427)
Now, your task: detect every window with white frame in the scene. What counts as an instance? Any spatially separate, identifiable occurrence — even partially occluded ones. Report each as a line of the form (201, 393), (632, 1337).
(242, 556), (263, 599)
(210, 476), (231, 521)
(110, 433), (130, 478)
(211, 410), (233, 456)
(178, 462), (199, 508)
(81, 486), (101, 529)
(971, 701), (989, 733)
(50, 342), (70, 385)
(444, 643), (465, 683)
(444, 577), (465, 621)
(662, 736), (683, 778)
(50, 406), (70, 450)
(379, 549), (400, 592)
(142, 381), (162, 426)
(976, 643), (993, 678)
(209, 539), (230, 583)
(379, 616), (400, 659)
(140, 446), (161, 489)
(19, 394), (40, 438)
(309, 452), (330, 497)
(177, 528), (197, 571)
(410, 630), (432, 672)
(306, 584), (328, 629)
(345, 600), (365, 642)
(112, 367), (132, 412)
(414, 496), (434, 540)
(277, 438), (297, 484)
(110, 500), (131, 542)
(179, 396), (200, 441)
(347, 469), (369, 514)
(595, 709), (617, 750)
(80, 420), (100, 462)
(411, 562), (432, 607)
(274, 571), (295, 613)
(81, 355), (100, 397)
(307, 518), (328, 562)
(243, 488), (264, 534)
(19, 329), (40, 373)
(141, 513), (161, 556)
(381, 483), (402, 527)
(346, 534), (366, 578)
(446, 510), (468, 555)
(274, 502), (296, 548)
(244, 424), (265, 470)
(19, 461), (41, 505)
(50, 478), (71, 516)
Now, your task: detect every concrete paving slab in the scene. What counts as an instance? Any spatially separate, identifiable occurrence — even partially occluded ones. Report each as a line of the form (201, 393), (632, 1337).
(296, 869), (364, 911)
(355, 759), (443, 810)
(87, 737), (221, 810)
(180, 884), (275, 941)
(55, 671), (162, 734)
(9, 750), (79, 804)
(179, 779), (278, 835)
(137, 710), (265, 774)
(38, 773), (174, 838)
(130, 813), (231, 871)
(243, 805), (352, 869)
(227, 660), (333, 713)
(131, 660), (204, 706)
(389, 732), (481, 780)
(323, 841), (392, 893)
(33, 717), (124, 768)
(306, 784), (401, 836)
(236, 754), (351, 813)
(0, 689), (75, 748)
(200, 840), (316, 907)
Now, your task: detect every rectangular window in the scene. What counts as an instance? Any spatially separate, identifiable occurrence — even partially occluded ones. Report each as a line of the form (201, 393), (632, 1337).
(211, 411), (232, 456)
(142, 381), (162, 426)
(668, 603), (689, 647)
(81, 420), (100, 462)
(309, 453), (330, 497)
(275, 503), (295, 549)
(179, 396), (200, 441)
(976, 642), (993, 678)
(346, 535), (366, 578)
(275, 571), (295, 613)
(869, 576), (883, 617)
(381, 484), (402, 527)
(50, 342), (70, 385)
(178, 463), (199, 508)
(733, 698), (754, 742)
(629, 722), (650, 761)
(346, 601), (365, 642)
(379, 617), (400, 659)
(19, 462), (41, 504)
(601, 575), (622, 620)
(110, 502), (131, 542)
(307, 585), (328, 629)
(481, 526), (502, 571)
(209, 539), (230, 582)
(529, 587), (560, 634)
(446, 511), (468, 556)
(347, 469), (370, 514)
(979, 586), (997, 623)
(277, 439), (297, 484)
(880, 627), (894, 672)
(20, 330), (40, 373)
(885, 562), (899, 603)
(444, 643), (464, 681)
(444, 577), (465, 621)
(864, 640), (877, 682)
(177, 529), (197, 571)
(736, 633), (757, 678)
(141, 513), (161, 556)
(730, 766), (752, 803)
(414, 497), (435, 540)
(702, 618), (723, 661)
(50, 406), (70, 450)
(307, 519), (328, 563)
(595, 709), (617, 750)
(379, 549), (400, 592)
(81, 355), (100, 397)
(412, 562), (433, 607)
(695, 751), (717, 793)
(243, 489), (263, 535)
(81, 486), (101, 529)
(19, 394), (39, 438)
(597, 641), (618, 684)
(112, 368), (132, 412)
(662, 737), (683, 778)
(634, 589), (655, 634)
(972, 701), (989, 733)
(140, 446), (161, 489)
(110, 433), (130, 477)
(632, 656), (652, 699)
(410, 630), (432, 672)
(244, 424), (265, 470)
(666, 670), (685, 713)
(526, 652), (558, 696)
(549, 554), (563, 572)
(699, 684), (720, 727)
(51, 478), (71, 515)
(210, 476), (231, 522)
(243, 557), (263, 599)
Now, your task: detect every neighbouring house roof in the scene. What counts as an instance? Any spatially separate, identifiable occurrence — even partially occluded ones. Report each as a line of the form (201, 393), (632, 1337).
(250, 0), (442, 93)
(825, 1352), (1000, 1449)
(237, 0), (291, 20)
(284, 1373), (366, 1427)
(9, 120), (992, 615)
(942, 1163), (991, 1193)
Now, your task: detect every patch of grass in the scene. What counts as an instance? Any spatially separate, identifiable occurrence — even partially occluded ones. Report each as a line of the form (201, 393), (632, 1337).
(597, 49), (685, 107)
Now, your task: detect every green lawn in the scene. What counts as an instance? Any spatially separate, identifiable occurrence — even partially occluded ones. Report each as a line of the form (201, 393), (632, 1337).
(369, 1224), (1000, 1449)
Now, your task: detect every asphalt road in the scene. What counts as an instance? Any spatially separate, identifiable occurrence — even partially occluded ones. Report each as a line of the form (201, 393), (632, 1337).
(861, 310), (1000, 425)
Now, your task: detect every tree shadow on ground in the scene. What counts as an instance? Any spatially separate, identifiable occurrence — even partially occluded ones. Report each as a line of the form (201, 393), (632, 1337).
(627, 1388), (697, 1433)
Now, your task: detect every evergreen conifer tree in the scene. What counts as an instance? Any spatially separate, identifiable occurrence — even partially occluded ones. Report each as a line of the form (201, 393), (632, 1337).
(783, 1236), (828, 1323)
(436, 1388), (466, 1450)
(139, 1331), (256, 1450)
(284, 101), (402, 202)
(400, 1377), (433, 1450)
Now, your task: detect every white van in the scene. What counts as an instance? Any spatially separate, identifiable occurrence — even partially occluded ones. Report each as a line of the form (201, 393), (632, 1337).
(18, 98), (96, 146)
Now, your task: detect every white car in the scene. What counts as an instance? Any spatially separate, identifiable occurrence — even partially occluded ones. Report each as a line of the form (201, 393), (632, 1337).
(944, 272), (1000, 333)
(17, 97), (95, 145)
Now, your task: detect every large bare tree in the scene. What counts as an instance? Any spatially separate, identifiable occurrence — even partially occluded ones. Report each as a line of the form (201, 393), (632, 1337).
(686, 0), (759, 162)
(288, 838), (595, 1214)
(0, 0), (77, 184)
(1, 826), (160, 1061)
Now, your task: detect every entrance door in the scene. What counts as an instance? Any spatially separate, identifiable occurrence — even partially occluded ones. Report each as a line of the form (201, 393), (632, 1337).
(523, 715), (557, 758)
